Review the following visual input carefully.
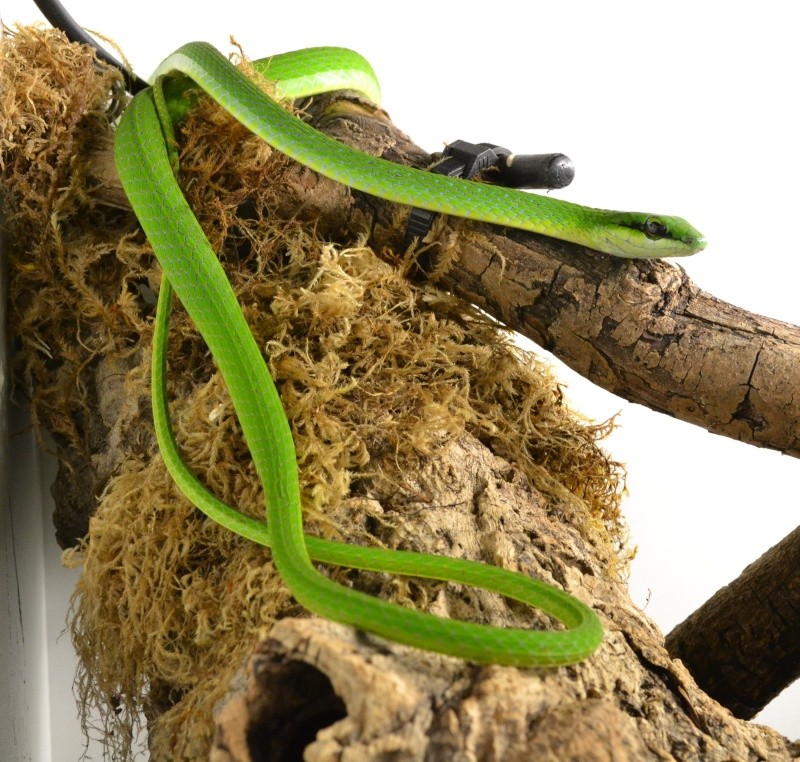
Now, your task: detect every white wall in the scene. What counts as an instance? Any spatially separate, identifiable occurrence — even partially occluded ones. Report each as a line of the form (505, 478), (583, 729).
(1, 370), (106, 759)
(0, 233), (49, 762)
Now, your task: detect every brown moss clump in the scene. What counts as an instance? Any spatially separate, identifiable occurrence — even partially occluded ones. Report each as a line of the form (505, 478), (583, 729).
(2, 26), (627, 760)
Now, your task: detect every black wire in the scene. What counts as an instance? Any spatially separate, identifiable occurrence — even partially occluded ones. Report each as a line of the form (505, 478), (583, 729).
(32, 0), (148, 93)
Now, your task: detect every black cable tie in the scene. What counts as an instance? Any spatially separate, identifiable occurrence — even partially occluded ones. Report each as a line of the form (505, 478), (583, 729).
(404, 140), (503, 248)
(404, 139), (574, 248)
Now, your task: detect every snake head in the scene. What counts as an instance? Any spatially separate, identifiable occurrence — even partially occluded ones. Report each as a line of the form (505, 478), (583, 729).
(595, 212), (706, 258)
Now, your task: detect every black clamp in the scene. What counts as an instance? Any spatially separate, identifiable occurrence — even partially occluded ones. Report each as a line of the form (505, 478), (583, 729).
(404, 139), (575, 248)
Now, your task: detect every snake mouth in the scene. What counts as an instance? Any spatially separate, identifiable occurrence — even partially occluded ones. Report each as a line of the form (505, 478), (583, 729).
(688, 234), (708, 252)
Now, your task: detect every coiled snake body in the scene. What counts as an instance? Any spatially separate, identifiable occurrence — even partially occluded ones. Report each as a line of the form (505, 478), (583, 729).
(115, 42), (704, 666)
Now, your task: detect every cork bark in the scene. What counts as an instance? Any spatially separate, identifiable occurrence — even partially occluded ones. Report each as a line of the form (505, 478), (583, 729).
(210, 617), (792, 762)
(90, 88), (800, 761)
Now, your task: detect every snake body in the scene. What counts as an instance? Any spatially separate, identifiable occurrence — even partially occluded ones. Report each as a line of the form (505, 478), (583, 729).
(115, 43), (704, 666)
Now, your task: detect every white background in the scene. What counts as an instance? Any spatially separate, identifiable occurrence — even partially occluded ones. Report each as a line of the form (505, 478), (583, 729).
(2, 0), (798, 756)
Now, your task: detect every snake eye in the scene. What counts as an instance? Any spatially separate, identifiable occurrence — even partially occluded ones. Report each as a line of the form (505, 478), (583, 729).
(644, 217), (669, 240)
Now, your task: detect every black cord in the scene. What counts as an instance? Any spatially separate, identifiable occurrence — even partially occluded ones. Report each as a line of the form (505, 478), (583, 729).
(31, 0), (148, 93)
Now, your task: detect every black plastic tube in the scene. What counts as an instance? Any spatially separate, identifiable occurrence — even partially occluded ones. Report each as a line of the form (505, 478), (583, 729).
(31, 0), (148, 92)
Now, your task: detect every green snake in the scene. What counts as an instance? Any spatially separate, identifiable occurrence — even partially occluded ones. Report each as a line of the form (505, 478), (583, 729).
(114, 42), (704, 667)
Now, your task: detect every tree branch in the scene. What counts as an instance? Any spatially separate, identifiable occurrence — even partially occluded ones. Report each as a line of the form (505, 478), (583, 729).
(666, 523), (800, 719)
(88, 96), (800, 459)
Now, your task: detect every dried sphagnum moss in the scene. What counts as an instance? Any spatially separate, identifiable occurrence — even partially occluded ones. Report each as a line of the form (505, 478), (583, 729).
(2, 26), (627, 760)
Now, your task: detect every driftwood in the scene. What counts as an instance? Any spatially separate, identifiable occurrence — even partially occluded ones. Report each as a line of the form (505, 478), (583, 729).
(85, 88), (800, 730)
(3, 28), (799, 759)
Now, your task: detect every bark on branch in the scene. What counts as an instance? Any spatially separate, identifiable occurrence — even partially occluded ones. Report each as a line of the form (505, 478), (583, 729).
(89, 96), (800, 460)
(666, 523), (800, 719)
